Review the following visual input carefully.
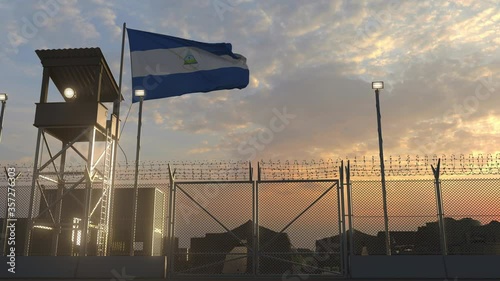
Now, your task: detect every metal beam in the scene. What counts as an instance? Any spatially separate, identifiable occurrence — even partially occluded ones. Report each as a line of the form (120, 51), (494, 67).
(38, 174), (58, 184)
(38, 128), (90, 172)
(39, 68), (50, 103)
(91, 147), (107, 171)
(36, 181), (56, 225)
(51, 143), (67, 255)
(24, 129), (43, 256)
(33, 174), (88, 220)
(41, 132), (62, 183)
(70, 145), (88, 163)
(80, 127), (96, 256)
(95, 64), (103, 102)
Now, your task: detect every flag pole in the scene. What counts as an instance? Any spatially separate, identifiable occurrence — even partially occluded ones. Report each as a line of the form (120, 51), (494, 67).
(130, 92), (144, 256)
(107, 22), (126, 256)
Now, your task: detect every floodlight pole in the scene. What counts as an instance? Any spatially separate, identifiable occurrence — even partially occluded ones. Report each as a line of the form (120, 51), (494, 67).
(130, 95), (144, 256)
(0, 99), (6, 143)
(116, 23), (126, 138)
(107, 21), (126, 256)
(375, 88), (391, 255)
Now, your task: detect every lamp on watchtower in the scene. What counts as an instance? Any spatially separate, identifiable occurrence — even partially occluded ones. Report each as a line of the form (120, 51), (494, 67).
(63, 88), (77, 100)
(25, 48), (123, 257)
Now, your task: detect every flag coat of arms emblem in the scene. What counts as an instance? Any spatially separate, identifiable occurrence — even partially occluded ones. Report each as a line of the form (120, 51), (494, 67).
(127, 28), (249, 102)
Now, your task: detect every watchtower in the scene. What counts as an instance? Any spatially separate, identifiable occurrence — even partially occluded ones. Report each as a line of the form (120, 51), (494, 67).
(25, 48), (122, 256)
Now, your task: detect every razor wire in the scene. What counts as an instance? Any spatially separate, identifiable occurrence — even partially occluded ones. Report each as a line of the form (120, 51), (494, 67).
(0, 160), (251, 184)
(2, 153), (500, 183)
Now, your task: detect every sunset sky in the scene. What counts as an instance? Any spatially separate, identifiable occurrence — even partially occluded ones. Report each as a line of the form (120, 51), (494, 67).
(0, 0), (499, 165)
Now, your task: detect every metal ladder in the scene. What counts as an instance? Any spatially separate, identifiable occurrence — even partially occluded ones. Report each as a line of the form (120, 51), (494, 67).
(96, 127), (114, 256)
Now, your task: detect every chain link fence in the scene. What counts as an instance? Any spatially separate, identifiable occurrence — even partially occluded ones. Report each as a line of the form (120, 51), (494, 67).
(257, 180), (341, 275)
(172, 181), (253, 275)
(440, 178), (500, 255)
(349, 178), (500, 255)
(1, 157), (499, 261)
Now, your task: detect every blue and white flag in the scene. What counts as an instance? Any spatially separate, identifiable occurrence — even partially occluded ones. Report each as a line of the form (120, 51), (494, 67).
(127, 28), (249, 102)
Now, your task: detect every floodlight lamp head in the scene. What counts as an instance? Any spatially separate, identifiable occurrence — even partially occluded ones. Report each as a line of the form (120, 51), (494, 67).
(372, 81), (384, 90)
(134, 89), (145, 97)
(63, 88), (76, 99)
(0, 93), (7, 102)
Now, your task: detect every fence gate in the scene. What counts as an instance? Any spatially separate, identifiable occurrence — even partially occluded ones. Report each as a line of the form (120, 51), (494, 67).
(256, 179), (345, 277)
(166, 161), (346, 278)
(168, 180), (255, 277)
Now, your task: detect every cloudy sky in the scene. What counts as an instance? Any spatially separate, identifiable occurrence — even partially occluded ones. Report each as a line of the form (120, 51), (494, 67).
(0, 0), (498, 165)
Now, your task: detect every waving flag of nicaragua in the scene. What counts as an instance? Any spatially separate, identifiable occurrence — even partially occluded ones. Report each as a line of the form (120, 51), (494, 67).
(127, 28), (249, 103)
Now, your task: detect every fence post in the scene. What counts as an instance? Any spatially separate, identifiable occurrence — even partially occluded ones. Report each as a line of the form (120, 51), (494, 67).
(255, 161), (260, 275)
(431, 159), (448, 255)
(166, 164), (176, 277)
(251, 161), (258, 276)
(338, 161), (345, 275)
(345, 161), (354, 272)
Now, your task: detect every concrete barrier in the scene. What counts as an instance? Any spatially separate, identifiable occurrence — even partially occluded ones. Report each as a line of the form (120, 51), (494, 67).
(3, 255), (500, 279)
(445, 255), (500, 279)
(0, 256), (78, 278)
(0, 256), (166, 279)
(76, 256), (166, 279)
(350, 255), (447, 279)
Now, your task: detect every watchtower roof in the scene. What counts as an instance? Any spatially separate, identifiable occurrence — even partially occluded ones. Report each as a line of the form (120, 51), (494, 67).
(36, 48), (123, 102)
